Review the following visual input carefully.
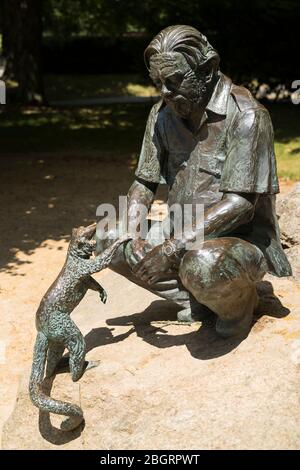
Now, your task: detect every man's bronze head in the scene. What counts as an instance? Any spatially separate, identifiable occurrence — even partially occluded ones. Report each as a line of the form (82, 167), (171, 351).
(144, 25), (220, 118)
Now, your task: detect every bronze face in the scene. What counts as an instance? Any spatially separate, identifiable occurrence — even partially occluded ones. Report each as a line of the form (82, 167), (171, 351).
(149, 52), (207, 119)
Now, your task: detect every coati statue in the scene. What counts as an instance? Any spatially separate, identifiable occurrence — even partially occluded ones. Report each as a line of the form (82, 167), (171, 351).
(29, 222), (130, 431)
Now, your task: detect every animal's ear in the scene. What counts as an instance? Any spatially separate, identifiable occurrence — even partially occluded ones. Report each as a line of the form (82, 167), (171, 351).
(72, 227), (78, 238)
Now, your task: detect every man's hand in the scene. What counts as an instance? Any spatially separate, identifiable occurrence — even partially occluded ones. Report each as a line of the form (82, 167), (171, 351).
(124, 238), (153, 268)
(131, 239), (153, 261)
(132, 244), (174, 285)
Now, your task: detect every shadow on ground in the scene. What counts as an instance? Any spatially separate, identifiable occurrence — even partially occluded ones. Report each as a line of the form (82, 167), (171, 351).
(0, 152), (135, 271)
(33, 280), (289, 445)
(101, 280), (291, 361)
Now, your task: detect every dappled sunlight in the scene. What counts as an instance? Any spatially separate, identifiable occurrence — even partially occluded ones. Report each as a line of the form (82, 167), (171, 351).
(128, 153), (138, 169)
(3, 239), (69, 277)
(126, 82), (157, 97)
(22, 108), (47, 115)
(44, 74), (157, 101)
(0, 152), (136, 271)
(1, 115), (62, 127)
(0, 104), (150, 153)
(1, 103), (299, 178)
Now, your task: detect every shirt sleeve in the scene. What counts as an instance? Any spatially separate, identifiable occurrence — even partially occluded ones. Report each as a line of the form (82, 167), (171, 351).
(135, 101), (167, 184)
(219, 107), (279, 194)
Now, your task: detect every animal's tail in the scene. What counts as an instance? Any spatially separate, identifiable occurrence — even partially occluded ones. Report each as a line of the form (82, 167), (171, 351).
(29, 331), (83, 431)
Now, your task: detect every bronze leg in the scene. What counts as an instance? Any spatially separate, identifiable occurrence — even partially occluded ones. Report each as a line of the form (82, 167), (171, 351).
(179, 237), (268, 338)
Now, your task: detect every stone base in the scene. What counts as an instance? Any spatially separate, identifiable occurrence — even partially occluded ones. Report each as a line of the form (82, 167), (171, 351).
(2, 271), (300, 450)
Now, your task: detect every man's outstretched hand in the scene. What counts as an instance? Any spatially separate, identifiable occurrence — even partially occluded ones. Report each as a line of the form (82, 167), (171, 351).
(124, 238), (152, 268)
(132, 243), (174, 285)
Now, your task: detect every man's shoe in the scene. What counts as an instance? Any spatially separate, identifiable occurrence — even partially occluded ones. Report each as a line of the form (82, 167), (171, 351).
(177, 302), (213, 322)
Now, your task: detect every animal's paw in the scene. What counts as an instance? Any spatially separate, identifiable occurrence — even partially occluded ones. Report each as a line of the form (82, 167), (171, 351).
(100, 288), (107, 304)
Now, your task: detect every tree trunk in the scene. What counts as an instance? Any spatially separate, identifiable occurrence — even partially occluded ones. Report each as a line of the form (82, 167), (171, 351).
(2, 0), (45, 105)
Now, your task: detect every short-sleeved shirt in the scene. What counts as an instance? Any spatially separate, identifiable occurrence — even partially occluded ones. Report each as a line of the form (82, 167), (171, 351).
(135, 72), (292, 277)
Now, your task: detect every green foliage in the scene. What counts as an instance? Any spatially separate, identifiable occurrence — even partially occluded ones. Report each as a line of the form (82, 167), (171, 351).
(43, 0), (146, 38)
(43, 0), (299, 38)
(0, 103), (149, 155)
(41, 0), (299, 80)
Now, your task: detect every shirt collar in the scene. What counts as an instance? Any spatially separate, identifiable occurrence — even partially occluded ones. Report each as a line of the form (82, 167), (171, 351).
(206, 72), (232, 116)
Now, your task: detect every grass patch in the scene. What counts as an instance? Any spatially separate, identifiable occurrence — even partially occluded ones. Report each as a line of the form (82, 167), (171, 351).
(274, 140), (300, 180)
(267, 103), (300, 180)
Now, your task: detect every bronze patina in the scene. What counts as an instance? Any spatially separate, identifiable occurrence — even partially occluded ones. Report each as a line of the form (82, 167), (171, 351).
(29, 223), (130, 431)
(96, 25), (291, 338)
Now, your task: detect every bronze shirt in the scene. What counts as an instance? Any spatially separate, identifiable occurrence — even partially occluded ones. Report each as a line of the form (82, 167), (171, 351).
(135, 72), (292, 277)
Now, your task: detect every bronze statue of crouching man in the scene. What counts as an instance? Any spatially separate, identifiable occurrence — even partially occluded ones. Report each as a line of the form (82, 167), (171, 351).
(96, 25), (292, 339)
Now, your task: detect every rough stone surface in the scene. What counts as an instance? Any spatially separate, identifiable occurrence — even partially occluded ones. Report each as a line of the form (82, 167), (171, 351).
(276, 183), (300, 281)
(284, 246), (300, 282)
(1, 177), (300, 450)
(2, 268), (300, 450)
(277, 183), (300, 245)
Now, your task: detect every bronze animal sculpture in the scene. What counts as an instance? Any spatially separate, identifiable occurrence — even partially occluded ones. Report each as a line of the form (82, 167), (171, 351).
(29, 223), (131, 431)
